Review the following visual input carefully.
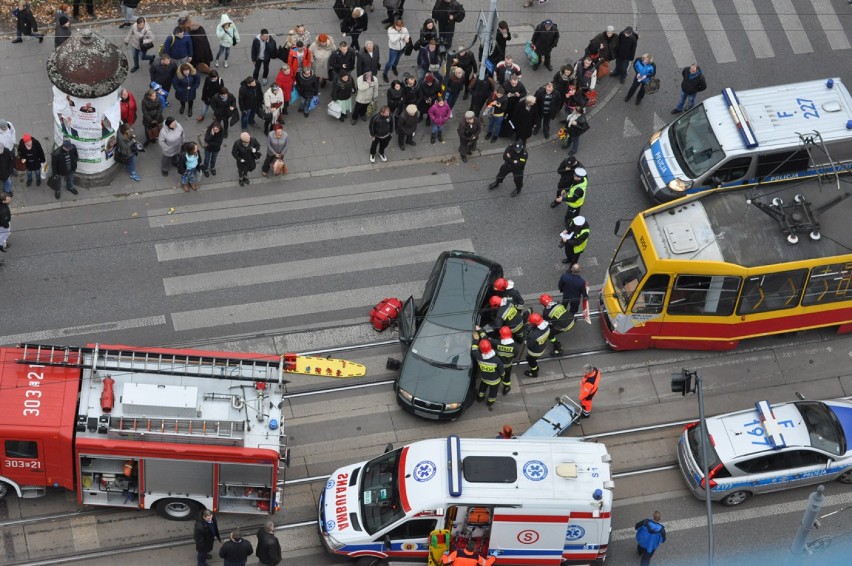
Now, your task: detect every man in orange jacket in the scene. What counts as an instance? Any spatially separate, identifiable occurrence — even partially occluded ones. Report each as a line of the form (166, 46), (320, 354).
(579, 363), (601, 418)
(443, 539), (497, 565)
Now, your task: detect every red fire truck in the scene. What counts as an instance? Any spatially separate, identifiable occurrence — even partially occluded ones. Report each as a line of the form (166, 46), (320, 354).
(0, 343), (289, 520)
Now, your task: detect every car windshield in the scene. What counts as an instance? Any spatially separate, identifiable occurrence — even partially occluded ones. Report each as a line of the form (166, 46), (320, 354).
(359, 448), (405, 535)
(687, 423), (724, 473)
(669, 106), (726, 179)
(410, 321), (472, 368)
(608, 230), (647, 311)
(796, 401), (845, 456)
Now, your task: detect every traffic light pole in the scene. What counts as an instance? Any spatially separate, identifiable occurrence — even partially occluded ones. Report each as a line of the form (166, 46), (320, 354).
(695, 371), (715, 566)
(477, 0), (498, 80)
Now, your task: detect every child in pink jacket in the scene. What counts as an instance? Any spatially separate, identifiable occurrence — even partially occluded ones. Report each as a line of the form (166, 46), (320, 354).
(428, 96), (452, 144)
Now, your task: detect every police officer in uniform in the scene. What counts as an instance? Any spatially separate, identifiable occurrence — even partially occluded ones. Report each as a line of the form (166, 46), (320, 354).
(553, 167), (587, 226)
(539, 293), (574, 355)
(487, 139), (528, 197)
(579, 363), (601, 418)
(560, 215), (590, 264)
(492, 277), (524, 305)
(523, 312), (550, 378)
(471, 338), (504, 409)
(489, 295), (525, 341)
(549, 155), (584, 208)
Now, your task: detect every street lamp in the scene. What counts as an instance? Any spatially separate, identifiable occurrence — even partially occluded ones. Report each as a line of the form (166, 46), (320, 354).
(672, 368), (714, 565)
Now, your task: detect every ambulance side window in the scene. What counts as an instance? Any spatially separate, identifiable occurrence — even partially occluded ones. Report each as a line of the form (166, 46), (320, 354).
(5, 440), (38, 459)
(386, 518), (438, 539)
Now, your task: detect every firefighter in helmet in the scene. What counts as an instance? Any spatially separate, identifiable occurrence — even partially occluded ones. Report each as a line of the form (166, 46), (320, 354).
(471, 338), (504, 409)
(579, 363), (601, 418)
(539, 293), (575, 355)
(523, 312), (550, 378)
(493, 277), (524, 305)
(489, 295), (525, 340)
(475, 324), (516, 394)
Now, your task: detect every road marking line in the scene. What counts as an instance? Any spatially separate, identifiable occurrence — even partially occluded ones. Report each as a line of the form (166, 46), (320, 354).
(732, 0), (775, 58)
(651, 0), (696, 69)
(810, 0), (851, 51)
(163, 239), (473, 296)
(148, 174), (454, 228)
(155, 206), (465, 261)
(0, 316), (167, 347)
(690, 0), (737, 63)
(170, 281), (427, 332)
(772, 0), (812, 54)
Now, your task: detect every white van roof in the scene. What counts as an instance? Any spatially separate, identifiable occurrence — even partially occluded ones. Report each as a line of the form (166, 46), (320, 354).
(704, 78), (852, 153)
(400, 436), (612, 513)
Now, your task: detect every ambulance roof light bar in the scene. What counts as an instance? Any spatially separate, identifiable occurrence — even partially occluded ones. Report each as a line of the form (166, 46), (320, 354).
(721, 87), (759, 149)
(447, 435), (462, 497)
(755, 400), (787, 450)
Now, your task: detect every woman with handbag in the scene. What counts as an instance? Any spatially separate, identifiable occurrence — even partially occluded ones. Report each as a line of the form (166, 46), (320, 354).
(331, 72), (356, 122)
(17, 133), (45, 187)
(124, 17), (155, 73)
(214, 14), (239, 68)
(200, 121), (223, 177)
(115, 124), (141, 181)
(295, 68), (320, 118)
(624, 53), (656, 106)
(262, 83), (285, 133)
(417, 39), (442, 82)
(141, 88), (164, 147)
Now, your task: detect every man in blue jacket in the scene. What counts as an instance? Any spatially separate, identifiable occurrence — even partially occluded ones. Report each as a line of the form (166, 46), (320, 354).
(635, 510), (666, 565)
(164, 27), (193, 65)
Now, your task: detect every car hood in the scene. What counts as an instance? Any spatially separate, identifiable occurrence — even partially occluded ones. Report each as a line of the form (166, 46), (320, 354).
(398, 353), (471, 405)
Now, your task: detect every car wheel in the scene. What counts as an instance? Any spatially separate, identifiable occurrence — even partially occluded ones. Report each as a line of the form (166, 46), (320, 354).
(355, 557), (386, 566)
(720, 490), (751, 506)
(0, 481), (9, 500)
(837, 469), (852, 484)
(155, 498), (200, 520)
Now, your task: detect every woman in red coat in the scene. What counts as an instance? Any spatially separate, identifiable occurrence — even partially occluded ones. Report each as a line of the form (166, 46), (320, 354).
(275, 64), (295, 115)
(120, 88), (138, 126)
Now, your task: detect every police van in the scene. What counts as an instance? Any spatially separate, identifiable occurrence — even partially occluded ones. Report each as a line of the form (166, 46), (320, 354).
(319, 435), (614, 565)
(677, 399), (852, 507)
(639, 78), (852, 202)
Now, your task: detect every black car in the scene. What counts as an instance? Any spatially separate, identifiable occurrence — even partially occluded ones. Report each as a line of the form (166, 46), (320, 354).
(394, 251), (503, 420)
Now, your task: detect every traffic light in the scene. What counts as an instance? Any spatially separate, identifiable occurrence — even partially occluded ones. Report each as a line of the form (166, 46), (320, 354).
(671, 369), (696, 396)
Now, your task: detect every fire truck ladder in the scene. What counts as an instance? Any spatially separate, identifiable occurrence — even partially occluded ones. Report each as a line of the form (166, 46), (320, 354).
(108, 416), (247, 446)
(17, 343), (290, 385)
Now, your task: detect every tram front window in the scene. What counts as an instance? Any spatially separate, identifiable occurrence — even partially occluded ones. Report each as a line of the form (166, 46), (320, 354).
(609, 230), (647, 312)
(669, 107), (726, 179)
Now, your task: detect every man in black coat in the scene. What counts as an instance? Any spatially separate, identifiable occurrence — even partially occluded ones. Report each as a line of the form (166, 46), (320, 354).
(530, 19), (559, 71)
(488, 139), (528, 197)
(12, 2), (44, 44)
(610, 26), (638, 83)
(256, 521), (282, 566)
(357, 41), (381, 76)
(0, 192), (10, 259)
(251, 29), (277, 84)
(672, 63), (707, 114)
(218, 529), (253, 566)
(238, 77), (262, 130)
(193, 509), (221, 566)
(431, 0), (465, 49)
(449, 46), (477, 99)
(50, 139), (78, 199)
(150, 54), (178, 99)
(210, 86), (237, 138)
(328, 41), (357, 81)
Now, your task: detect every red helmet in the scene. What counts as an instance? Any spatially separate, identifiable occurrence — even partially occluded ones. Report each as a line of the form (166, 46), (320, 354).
(528, 312), (544, 326)
(493, 277), (509, 292)
(499, 326), (513, 340)
(479, 339), (493, 354)
(539, 293), (553, 307)
(489, 295), (503, 308)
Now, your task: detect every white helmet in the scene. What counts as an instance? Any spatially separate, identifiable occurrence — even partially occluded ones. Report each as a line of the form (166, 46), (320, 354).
(574, 215), (586, 226)
(575, 167), (587, 177)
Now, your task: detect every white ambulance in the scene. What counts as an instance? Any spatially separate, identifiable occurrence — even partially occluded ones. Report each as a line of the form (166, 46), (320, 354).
(318, 435), (614, 565)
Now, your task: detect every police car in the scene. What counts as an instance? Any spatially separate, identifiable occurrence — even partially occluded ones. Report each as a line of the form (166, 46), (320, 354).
(677, 399), (852, 506)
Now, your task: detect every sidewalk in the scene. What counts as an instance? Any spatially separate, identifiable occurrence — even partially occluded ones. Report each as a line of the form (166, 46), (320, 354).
(4, 1), (625, 213)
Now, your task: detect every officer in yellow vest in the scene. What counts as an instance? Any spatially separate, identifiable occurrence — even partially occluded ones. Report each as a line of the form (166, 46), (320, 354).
(559, 215), (590, 265)
(554, 166), (587, 227)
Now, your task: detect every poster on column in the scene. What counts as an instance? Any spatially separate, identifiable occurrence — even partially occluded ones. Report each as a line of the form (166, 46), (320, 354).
(52, 86), (120, 175)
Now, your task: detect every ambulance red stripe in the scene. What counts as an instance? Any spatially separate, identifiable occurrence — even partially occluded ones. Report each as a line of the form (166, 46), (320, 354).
(493, 514), (570, 523)
(398, 447), (411, 513)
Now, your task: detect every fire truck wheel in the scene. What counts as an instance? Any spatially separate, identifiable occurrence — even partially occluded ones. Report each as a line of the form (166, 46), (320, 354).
(155, 498), (201, 521)
(0, 481), (9, 500)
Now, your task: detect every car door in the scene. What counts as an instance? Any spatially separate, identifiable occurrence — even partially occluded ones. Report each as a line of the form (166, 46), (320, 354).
(380, 517), (437, 562)
(1, 439), (47, 488)
(734, 451), (805, 494)
(783, 450), (832, 489)
(399, 297), (417, 345)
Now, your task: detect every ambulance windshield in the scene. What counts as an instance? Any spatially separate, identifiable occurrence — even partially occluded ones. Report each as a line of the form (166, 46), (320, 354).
(360, 448), (405, 535)
(669, 106), (725, 179)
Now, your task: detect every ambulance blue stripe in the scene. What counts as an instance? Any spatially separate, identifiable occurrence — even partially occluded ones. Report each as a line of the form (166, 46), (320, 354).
(339, 544), (384, 552)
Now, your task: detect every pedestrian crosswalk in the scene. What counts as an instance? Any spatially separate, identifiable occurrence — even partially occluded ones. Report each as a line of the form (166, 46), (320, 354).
(652, 0), (850, 68)
(149, 174), (475, 336)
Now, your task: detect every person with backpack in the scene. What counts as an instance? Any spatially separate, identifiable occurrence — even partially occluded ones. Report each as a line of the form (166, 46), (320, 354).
(163, 27), (193, 66)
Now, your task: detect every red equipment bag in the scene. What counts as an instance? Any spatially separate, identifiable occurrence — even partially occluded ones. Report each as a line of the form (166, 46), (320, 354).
(370, 297), (403, 332)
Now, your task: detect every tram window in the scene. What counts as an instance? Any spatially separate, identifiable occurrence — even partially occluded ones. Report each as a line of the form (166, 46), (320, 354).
(667, 275), (740, 316)
(736, 270), (807, 315)
(802, 262), (852, 306)
(756, 150), (809, 178)
(709, 157), (752, 185)
(632, 274), (670, 314)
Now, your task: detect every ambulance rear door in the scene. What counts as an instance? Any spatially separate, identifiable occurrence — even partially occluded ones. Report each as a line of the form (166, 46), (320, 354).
(489, 508), (569, 565)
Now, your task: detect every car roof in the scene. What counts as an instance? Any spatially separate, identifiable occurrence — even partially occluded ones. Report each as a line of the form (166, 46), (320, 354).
(708, 402), (812, 462)
(427, 256), (494, 327)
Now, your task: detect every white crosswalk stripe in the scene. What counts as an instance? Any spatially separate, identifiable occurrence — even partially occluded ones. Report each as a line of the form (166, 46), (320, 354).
(655, 0), (851, 65)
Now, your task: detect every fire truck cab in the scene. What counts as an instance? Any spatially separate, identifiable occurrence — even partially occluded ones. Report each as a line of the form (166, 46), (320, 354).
(0, 344), (289, 520)
(319, 435), (613, 565)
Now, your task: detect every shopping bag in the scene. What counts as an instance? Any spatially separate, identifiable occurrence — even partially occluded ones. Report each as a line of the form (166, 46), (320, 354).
(645, 77), (661, 94)
(308, 95), (320, 111)
(327, 100), (342, 119)
(524, 41), (539, 66)
(47, 174), (61, 191)
(40, 161), (50, 178)
(597, 60), (610, 79)
(272, 158), (287, 176)
(290, 86), (300, 104)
